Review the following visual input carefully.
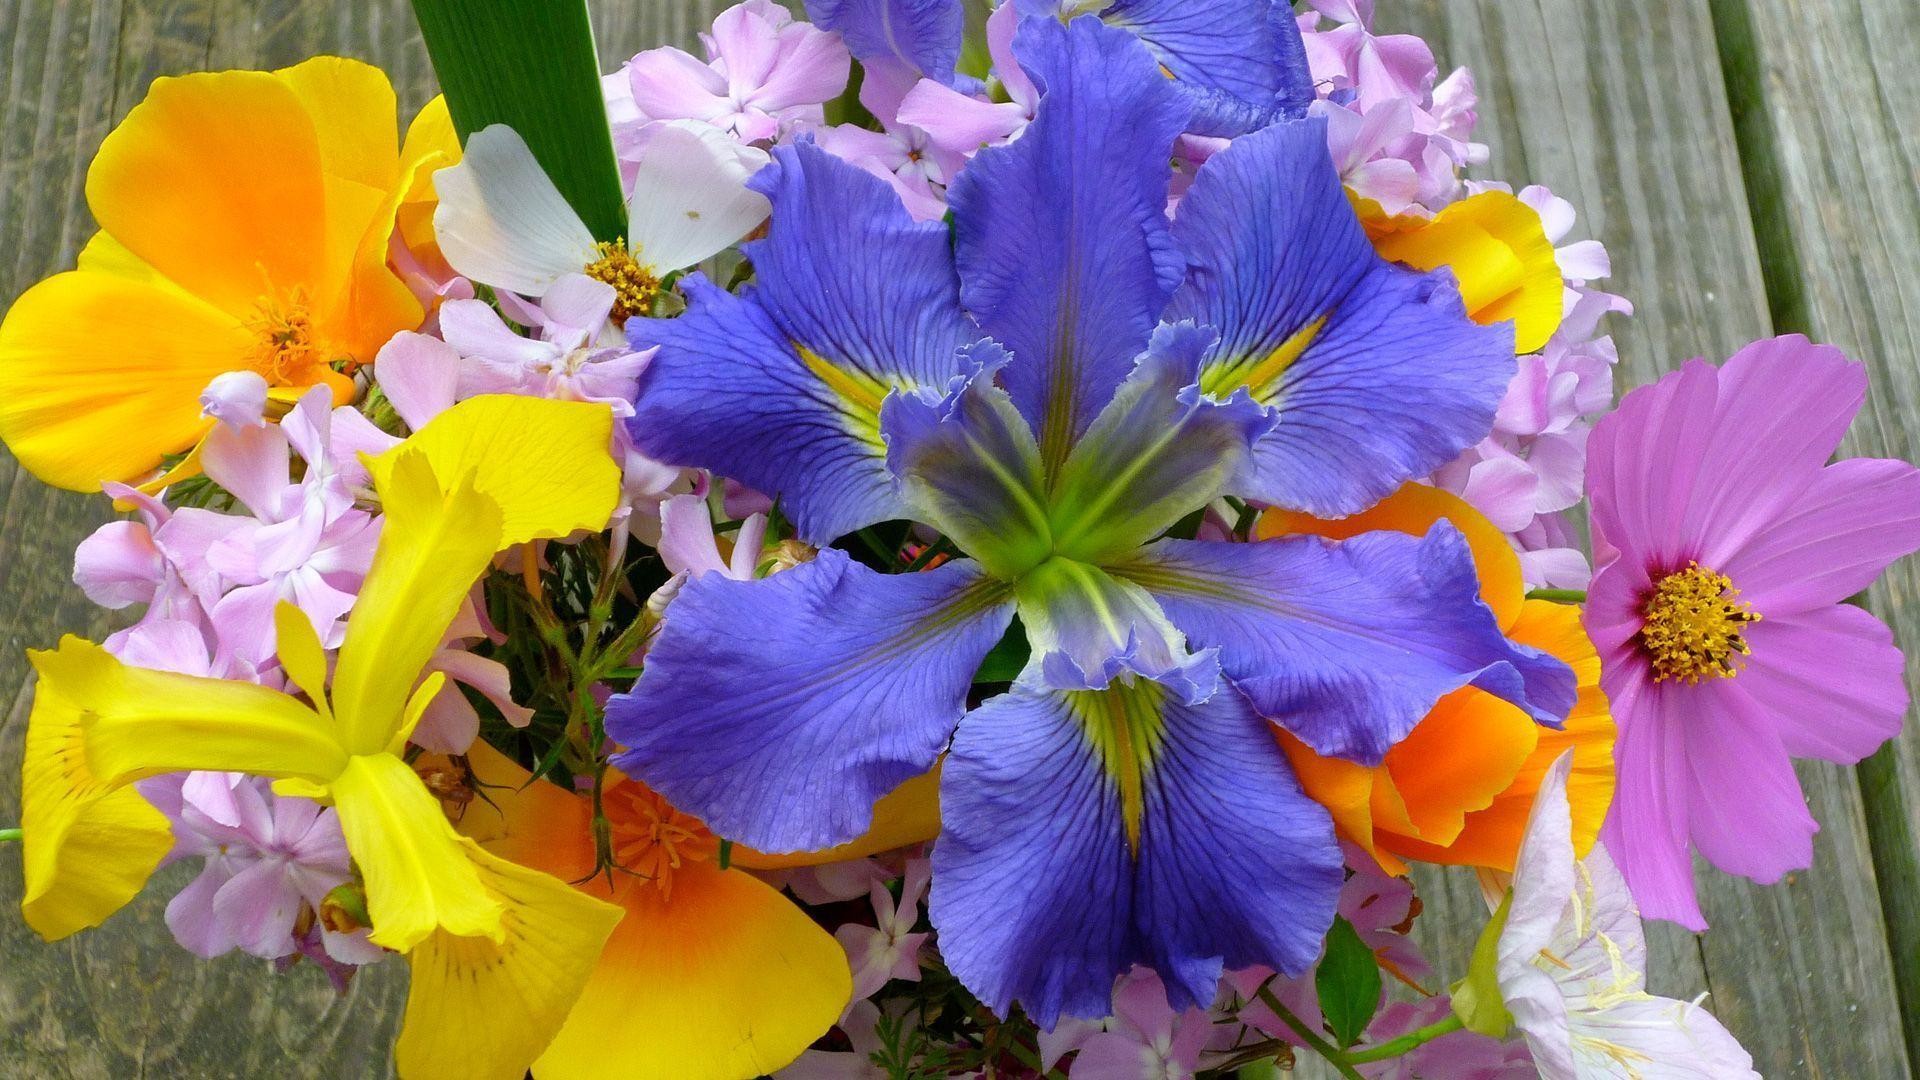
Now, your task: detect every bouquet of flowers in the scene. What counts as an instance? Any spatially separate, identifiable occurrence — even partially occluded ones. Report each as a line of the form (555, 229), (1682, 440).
(3, 1), (1915, 1077)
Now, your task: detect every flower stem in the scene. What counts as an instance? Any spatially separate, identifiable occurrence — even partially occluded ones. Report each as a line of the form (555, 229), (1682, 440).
(1526, 587), (1588, 604)
(1343, 1014), (1466, 1063)
(0, 828), (19, 843)
(1255, 987), (1365, 1080)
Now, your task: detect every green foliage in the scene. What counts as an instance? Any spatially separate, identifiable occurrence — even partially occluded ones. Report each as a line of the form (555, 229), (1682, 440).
(1450, 891), (1516, 1038)
(410, 0), (628, 242)
(1315, 916), (1383, 1049)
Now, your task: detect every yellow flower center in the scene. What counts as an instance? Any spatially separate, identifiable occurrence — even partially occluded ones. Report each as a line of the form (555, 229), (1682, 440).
(606, 780), (713, 899)
(1638, 562), (1760, 683)
(247, 288), (336, 384)
(584, 241), (660, 322)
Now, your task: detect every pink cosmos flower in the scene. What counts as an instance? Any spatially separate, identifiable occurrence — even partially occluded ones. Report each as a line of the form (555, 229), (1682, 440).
(1071, 968), (1212, 1080)
(622, 0), (850, 144)
(835, 857), (931, 1003)
(1585, 335), (1920, 929)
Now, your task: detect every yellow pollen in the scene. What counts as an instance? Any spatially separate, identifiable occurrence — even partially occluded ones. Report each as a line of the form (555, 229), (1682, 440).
(584, 240), (660, 321)
(247, 290), (324, 383)
(1638, 562), (1760, 683)
(606, 780), (713, 899)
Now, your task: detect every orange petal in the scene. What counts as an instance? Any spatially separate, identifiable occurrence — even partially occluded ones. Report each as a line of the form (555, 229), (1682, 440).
(1258, 482), (1525, 630)
(536, 862), (851, 1080)
(1380, 687), (1539, 848)
(1367, 190), (1564, 354)
(272, 57), (399, 192)
(85, 69), (326, 322)
(0, 271), (249, 489)
(455, 741), (598, 884)
(731, 764), (943, 870)
(397, 95), (462, 279)
(1277, 729), (1406, 875)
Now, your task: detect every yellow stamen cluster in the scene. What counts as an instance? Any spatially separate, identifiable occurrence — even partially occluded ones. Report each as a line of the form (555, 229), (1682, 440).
(1638, 562), (1760, 683)
(247, 290), (322, 383)
(584, 240), (660, 321)
(607, 780), (712, 900)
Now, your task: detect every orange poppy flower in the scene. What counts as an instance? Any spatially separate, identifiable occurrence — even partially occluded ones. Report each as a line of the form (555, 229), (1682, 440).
(0, 57), (438, 490)
(1262, 484), (1615, 874)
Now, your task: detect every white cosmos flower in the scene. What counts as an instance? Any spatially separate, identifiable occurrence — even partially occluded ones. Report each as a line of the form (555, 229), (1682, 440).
(431, 120), (770, 304)
(1498, 753), (1759, 1079)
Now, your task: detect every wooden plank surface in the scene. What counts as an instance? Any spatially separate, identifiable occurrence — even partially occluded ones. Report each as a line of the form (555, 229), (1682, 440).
(0, 0), (1914, 1076)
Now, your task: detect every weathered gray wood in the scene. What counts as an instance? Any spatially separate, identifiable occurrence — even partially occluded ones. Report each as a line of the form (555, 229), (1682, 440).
(1380, 2), (1913, 1076)
(1708, 0), (1920, 1066)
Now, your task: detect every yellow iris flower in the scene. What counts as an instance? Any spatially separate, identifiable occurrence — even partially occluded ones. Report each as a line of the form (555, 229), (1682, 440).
(1263, 484), (1617, 875)
(20, 394), (626, 1080)
(0, 57), (438, 491)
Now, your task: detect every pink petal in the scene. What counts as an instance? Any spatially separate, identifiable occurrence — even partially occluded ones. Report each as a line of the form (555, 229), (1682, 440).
(212, 857), (305, 958)
(200, 422), (291, 518)
(199, 370), (270, 430)
(1683, 678), (1817, 884)
(897, 80), (1028, 155)
(1722, 456), (1920, 616)
(166, 861), (243, 958)
(656, 492), (730, 578)
(1586, 358), (1719, 568)
(1598, 675), (1707, 930)
(627, 46), (731, 124)
(1739, 604), (1907, 764)
(372, 331), (462, 431)
(73, 521), (166, 609)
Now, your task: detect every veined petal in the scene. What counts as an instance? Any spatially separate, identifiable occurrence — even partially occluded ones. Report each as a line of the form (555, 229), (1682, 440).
(366, 395), (621, 547)
(804, 0), (965, 83)
(85, 69), (326, 321)
(1100, 0), (1312, 135)
(1117, 526), (1575, 764)
(880, 345), (1053, 579)
(1168, 118), (1512, 517)
(431, 125), (599, 296)
(608, 551), (1015, 853)
(329, 752), (502, 951)
(629, 140), (972, 544)
(0, 271), (250, 490)
(333, 451), (503, 753)
(1046, 322), (1273, 565)
(20, 637), (342, 939)
(949, 15), (1190, 473)
(1015, 557), (1189, 691)
(397, 840), (622, 1080)
(535, 865), (849, 1080)
(932, 658), (1341, 1026)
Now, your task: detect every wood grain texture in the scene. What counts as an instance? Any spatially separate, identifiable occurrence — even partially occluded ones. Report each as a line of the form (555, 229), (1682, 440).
(1381, 2), (1913, 1076)
(1708, 0), (1920, 1066)
(0, 0), (1914, 1076)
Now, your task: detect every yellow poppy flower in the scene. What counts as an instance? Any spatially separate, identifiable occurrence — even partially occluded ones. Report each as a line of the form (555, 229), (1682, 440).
(19, 395), (625, 1080)
(1262, 485), (1616, 874)
(1354, 189), (1565, 354)
(448, 743), (940, 1080)
(0, 57), (441, 491)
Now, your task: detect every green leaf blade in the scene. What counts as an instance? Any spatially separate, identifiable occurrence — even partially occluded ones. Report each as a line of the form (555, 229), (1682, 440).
(1315, 915), (1384, 1049)
(411, 0), (628, 242)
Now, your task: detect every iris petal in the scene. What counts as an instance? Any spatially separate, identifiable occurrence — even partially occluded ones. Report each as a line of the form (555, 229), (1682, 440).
(608, 551), (1015, 853)
(1117, 525), (1576, 765)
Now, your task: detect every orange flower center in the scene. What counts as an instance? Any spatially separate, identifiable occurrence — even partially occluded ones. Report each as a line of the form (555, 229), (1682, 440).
(247, 289), (335, 385)
(1638, 562), (1760, 683)
(605, 779), (715, 900)
(584, 241), (660, 322)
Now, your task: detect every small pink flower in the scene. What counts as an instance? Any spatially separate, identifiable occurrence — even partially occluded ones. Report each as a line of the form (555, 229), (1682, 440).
(623, 0), (849, 144)
(835, 857), (931, 1003)
(1071, 968), (1211, 1080)
(1586, 335), (1920, 929)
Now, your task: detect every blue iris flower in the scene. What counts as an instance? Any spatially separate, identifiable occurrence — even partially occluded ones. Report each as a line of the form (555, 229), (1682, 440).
(607, 12), (1574, 1026)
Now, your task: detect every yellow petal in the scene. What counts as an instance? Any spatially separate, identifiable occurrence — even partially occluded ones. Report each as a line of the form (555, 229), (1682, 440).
(0, 270), (249, 489)
(366, 395), (622, 548)
(272, 57), (399, 192)
(397, 841), (622, 1080)
(732, 765), (942, 871)
(329, 752), (502, 951)
(85, 69), (326, 322)
(397, 95), (462, 278)
(20, 637), (340, 938)
(1368, 191), (1564, 354)
(331, 450), (502, 753)
(1258, 482), (1525, 631)
(1276, 730), (1405, 875)
(273, 600), (335, 724)
(536, 863), (851, 1080)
